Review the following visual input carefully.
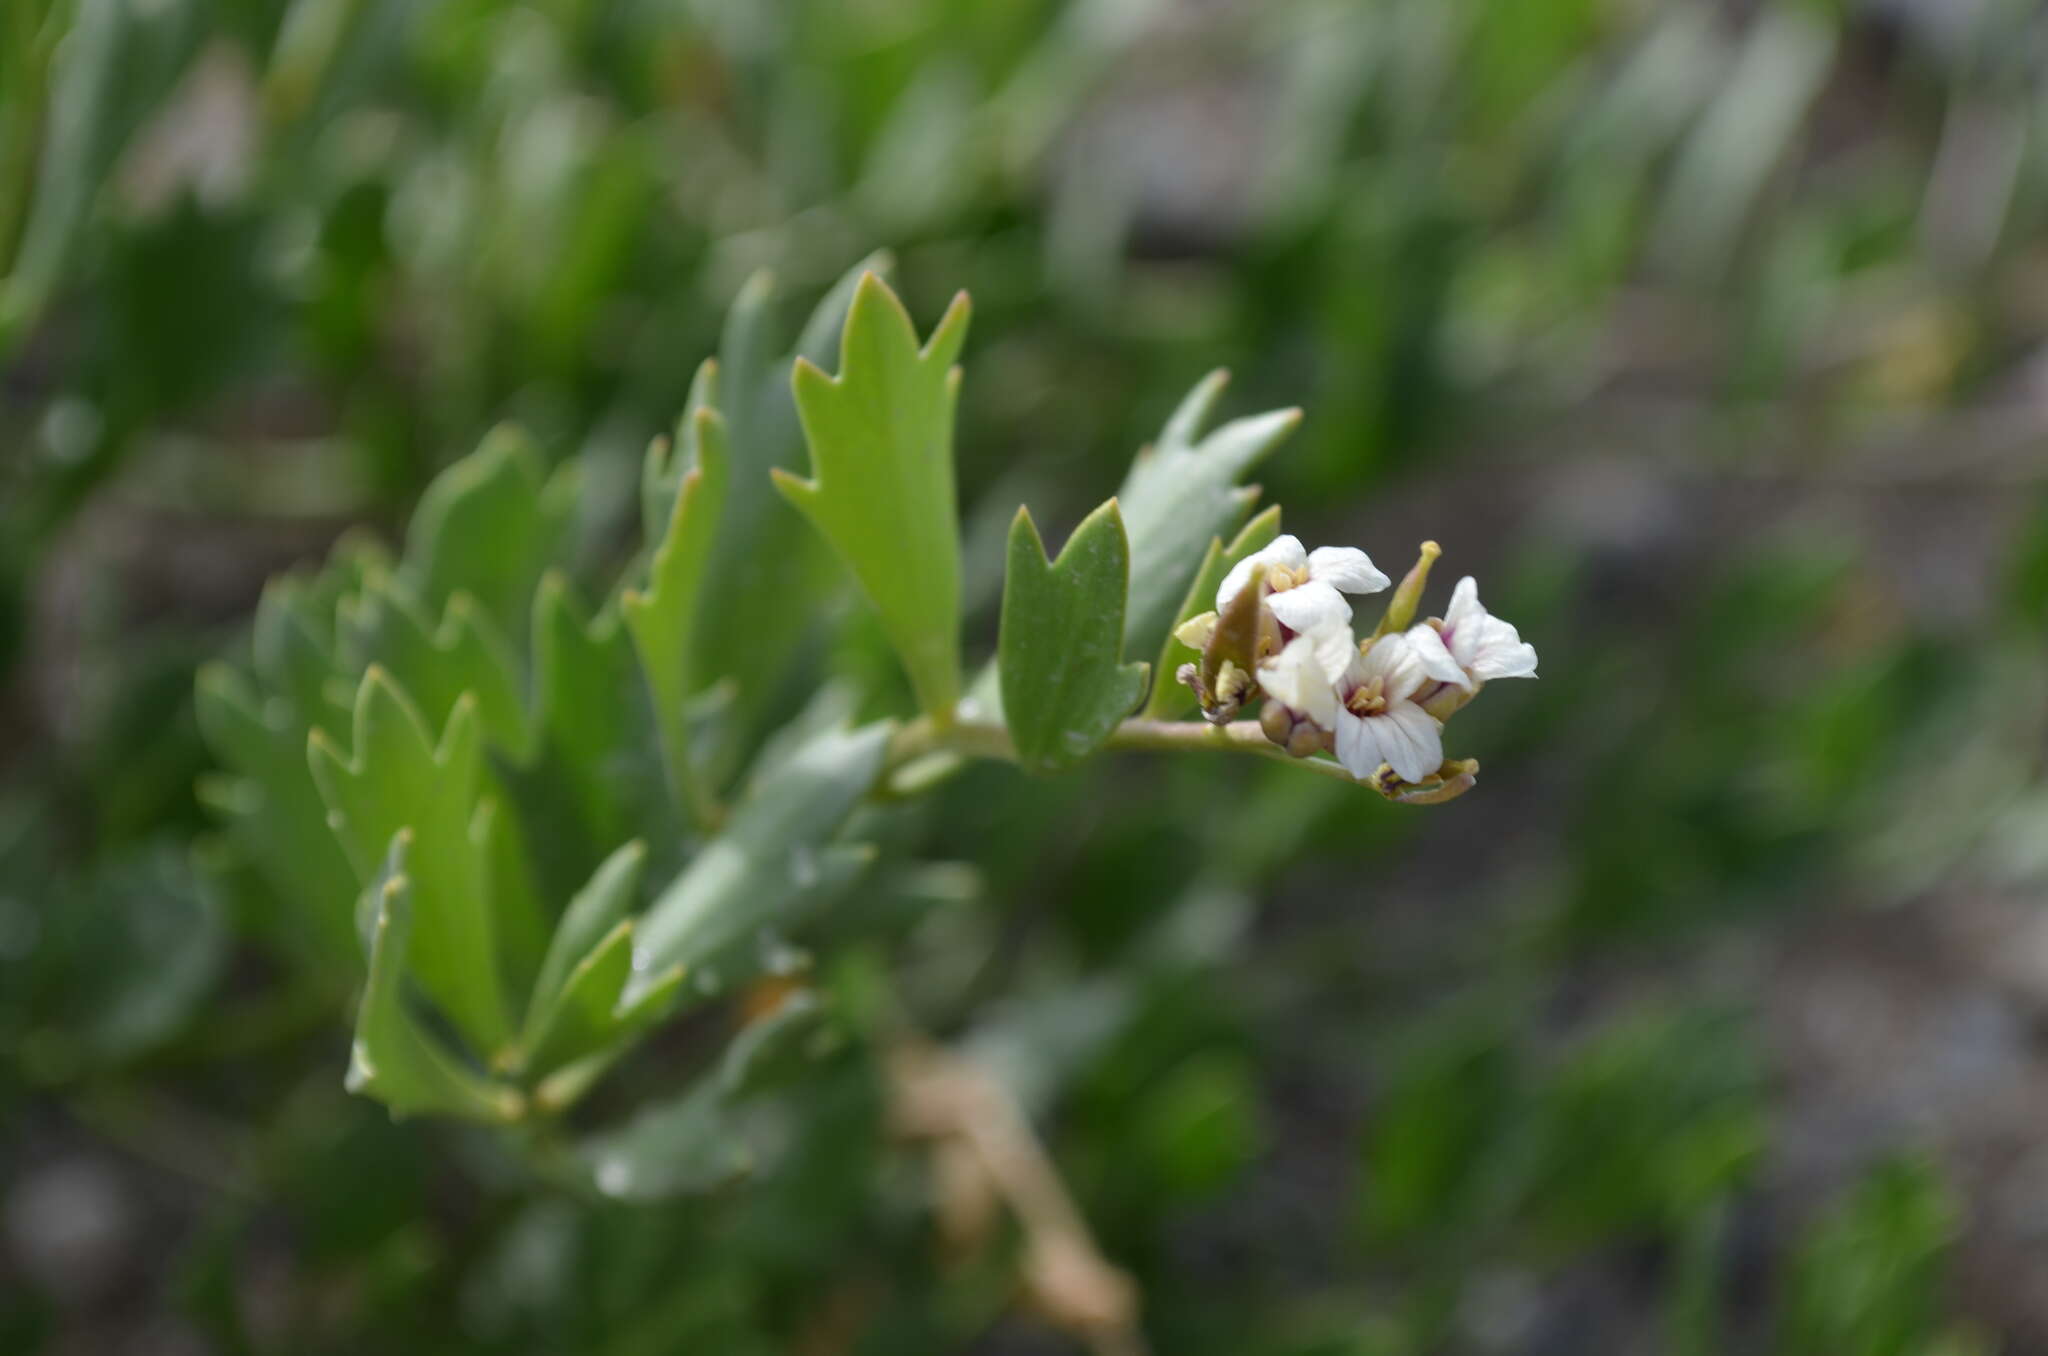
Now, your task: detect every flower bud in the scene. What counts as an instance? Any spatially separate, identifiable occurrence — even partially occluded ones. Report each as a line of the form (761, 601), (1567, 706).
(1185, 562), (1272, 724)
(1372, 540), (1441, 638)
(1259, 698), (1332, 759)
(1372, 756), (1480, 804)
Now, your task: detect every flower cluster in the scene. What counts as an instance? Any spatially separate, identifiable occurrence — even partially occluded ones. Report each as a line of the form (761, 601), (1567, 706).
(1174, 535), (1536, 799)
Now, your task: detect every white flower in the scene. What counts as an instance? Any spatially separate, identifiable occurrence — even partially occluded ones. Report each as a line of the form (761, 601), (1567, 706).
(1257, 623), (1443, 784)
(1331, 632), (1444, 784)
(1255, 620), (1355, 730)
(1217, 535), (1389, 633)
(1404, 576), (1537, 691)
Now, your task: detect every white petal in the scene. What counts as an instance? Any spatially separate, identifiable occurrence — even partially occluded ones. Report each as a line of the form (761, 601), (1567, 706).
(1442, 576), (1484, 666)
(1306, 546), (1390, 595)
(1403, 623), (1471, 690)
(1304, 620), (1360, 683)
(1215, 535), (1307, 611)
(1268, 580), (1351, 633)
(1264, 534), (1309, 570)
(1258, 633), (1339, 728)
(1468, 618), (1538, 681)
(1174, 611), (1217, 651)
(1445, 576), (1483, 629)
(1333, 710), (1381, 779)
(1377, 701), (1444, 783)
(1353, 632), (1425, 702)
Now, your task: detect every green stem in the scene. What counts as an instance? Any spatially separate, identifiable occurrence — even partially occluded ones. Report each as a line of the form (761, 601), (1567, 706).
(887, 714), (1362, 785)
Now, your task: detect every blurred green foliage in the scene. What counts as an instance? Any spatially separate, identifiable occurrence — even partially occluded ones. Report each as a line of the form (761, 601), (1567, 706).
(7, 0), (2048, 1350)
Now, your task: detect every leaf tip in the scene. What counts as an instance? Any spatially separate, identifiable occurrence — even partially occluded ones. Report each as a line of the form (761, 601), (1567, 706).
(790, 354), (834, 401)
(769, 466), (817, 507)
(735, 268), (776, 309)
(927, 289), (973, 366)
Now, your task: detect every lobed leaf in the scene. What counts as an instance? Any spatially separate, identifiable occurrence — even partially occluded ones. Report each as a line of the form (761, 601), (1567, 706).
(338, 574), (534, 761)
(523, 840), (646, 1048)
(577, 1073), (755, 1202)
(998, 499), (1149, 772)
(1117, 370), (1301, 661)
(348, 832), (522, 1123)
(400, 424), (574, 647)
(776, 273), (971, 720)
(521, 918), (635, 1076)
(194, 663), (358, 965)
(694, 259), (882, 729)
(308, 668), (509, 1053)
(529, 572), (669, 875)
(627, 722), (890, 1005)
(623, 381), (730, 829)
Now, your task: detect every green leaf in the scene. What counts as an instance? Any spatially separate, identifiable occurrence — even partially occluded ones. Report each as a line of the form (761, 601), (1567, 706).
(998, 499), (1149, 772)
(308, 669), (508, 1053)
(623, 384), (729, 829)
(400, 424), (573, 646)
(1781, 1155), (1967, 1356)
(717, 990), (833, 1098)
(523, 840), (646, 1043)
(529, 965), (689, 1115)
(578, 1075), (755, 1201)
(776, 273), (971, 720)
(251, 574), (345, 723)
(521, 919), (635, 1076)
(627, 722), (890, 1004)
(476, 794), (547, 1011)
(338, 574), (534, 761)
(1145, 505), (1283, 719)
(693, 261), (879, 732)
(348, 832), (522, 1124)
(0, 0), (133, 351)
(194, 663), (359, 965)
(531, 572), (663, 859)
(1117, 370), (1301, 660)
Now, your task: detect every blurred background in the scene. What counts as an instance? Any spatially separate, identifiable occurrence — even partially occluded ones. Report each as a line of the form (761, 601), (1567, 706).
(6, 0), (2048, 1351)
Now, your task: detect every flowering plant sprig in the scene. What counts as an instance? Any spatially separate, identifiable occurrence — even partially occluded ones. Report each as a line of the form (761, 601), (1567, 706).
(1171, 534), (1537, 799)
(195, 268), (1538, 1204)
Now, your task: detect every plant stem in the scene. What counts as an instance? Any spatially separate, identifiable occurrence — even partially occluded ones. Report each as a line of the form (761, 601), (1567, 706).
(887, 714), (1363, 785)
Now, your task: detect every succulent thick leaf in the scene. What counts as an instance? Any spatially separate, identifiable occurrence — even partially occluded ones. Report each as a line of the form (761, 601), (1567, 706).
(251, 576), (344, 722)
(338, 575), (533, 761)
(623, 392), (729, 829)
(308, 669), (508, 1052)
(717, 990), (833, 1099)
(569, 988), (848, 1200)
(521, 919), (635, 1075)
(777, 273), (971, 719)
(400, 424), (574, 646)
(694, 259), (879, 727)
(999, 500), (1148, 772)
(578, 1074), (755, 1201)
(526, 964), (691, 1115)
(627, 722), (890, 1005)
(524, 840), (645, 1044)
(1146, 505), (1283, 719)
(246, 533), (388, 718)
(531, 573), (666, 866)
(640, 358), (720, 548)
(348, 833), (522, 1124)
(0, 0), (137, 351)
(1117, 370), (1301, 660)
(477, 795), (548, 1009)
(193, 663), (358, 963)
